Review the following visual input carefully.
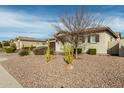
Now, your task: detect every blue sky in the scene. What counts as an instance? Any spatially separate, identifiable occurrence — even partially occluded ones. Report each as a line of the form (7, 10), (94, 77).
(0, 5), (124, 41)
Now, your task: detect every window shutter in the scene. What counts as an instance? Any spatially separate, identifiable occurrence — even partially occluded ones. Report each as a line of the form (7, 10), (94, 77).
(96, 34), (99, 42)
(88, 35), (90, 43)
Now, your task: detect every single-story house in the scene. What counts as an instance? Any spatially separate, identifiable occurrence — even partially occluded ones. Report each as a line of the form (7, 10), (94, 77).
(55, 27), (121, 55)
(14, 36), (47, 49)
(13, 36), (56, 51)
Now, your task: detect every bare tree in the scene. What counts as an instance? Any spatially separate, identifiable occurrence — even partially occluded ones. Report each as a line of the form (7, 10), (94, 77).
(54, 8), (103, 58)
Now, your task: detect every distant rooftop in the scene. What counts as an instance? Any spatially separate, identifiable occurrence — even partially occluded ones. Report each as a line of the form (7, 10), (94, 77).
(16, 36), (47, 42)
(15, 36), (55, 42)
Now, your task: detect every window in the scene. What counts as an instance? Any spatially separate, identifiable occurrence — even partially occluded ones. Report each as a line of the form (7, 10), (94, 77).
(88, 34), (99, 43)
(90, 35), (96, 43)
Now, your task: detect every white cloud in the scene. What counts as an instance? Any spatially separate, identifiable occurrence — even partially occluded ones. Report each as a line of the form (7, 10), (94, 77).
(0, 10), (56, 29)
(0, 9), (57, 40)
(92, 12), (124, 33)
(104, 16), (124, 32)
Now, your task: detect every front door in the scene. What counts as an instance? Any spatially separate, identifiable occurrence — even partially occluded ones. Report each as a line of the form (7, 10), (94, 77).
(49, 42), (55, 52)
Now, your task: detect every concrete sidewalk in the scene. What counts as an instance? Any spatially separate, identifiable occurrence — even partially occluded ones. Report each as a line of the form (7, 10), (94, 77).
(0, 64), (22, 88)
(0, 58), (8, 62)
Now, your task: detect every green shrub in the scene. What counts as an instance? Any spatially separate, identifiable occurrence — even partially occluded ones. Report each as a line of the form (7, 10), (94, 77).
(88, 48), (96, 55)
(4, 47), (15, 53)
(18, 49), (29, 56)
(3, 42), (10, 46)
(74, 48), (82, 54)
(0, 42), (2, 48)
(10, 43), (16, 51)
(45, 40), (51, 62)
(33, 46), (47, 55)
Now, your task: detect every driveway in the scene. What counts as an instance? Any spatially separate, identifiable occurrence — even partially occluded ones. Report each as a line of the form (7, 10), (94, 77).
(0, 52), (22, 88)
(0, 53), (8, 62)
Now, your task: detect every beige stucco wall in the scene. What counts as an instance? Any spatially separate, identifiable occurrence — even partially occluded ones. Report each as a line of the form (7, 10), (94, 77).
(55, 32), (116, 54)
(119, 39), (124, 56)
(15, 40), (47, 49)
(55, 41), (64, 53)
(80, 32), (116, 54)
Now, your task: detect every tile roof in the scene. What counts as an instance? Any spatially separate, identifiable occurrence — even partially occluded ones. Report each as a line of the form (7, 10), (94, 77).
(56, 27), (119, 38)
(16, 36), (46, 42)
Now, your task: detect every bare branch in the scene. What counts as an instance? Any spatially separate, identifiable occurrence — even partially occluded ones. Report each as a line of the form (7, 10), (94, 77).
(54, 7), (104, 58)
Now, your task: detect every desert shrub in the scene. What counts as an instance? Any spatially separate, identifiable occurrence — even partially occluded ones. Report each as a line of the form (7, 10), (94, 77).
(10, 43), (16, 51)
(4, 47), (15, 53)
(64, 44), (74, 64)
(33, 46), (47, 55)
(74, 48), (82, 54)
(3, 42), (10, 46)
(0, 42), (2, 48)
(18, 49), (29, 56)
(88, 48), (96, 55)
(45, 40), (51, 62)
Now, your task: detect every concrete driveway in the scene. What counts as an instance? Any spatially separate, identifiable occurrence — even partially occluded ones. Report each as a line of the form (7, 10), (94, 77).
(0, 53), (22, 88)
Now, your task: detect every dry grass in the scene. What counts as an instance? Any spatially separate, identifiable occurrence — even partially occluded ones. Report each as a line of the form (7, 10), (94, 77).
(1, 54), (124, 88)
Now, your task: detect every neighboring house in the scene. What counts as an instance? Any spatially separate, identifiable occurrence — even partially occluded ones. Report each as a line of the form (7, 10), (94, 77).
(14, 36), (47, 49)
(55, 27), (121, 55)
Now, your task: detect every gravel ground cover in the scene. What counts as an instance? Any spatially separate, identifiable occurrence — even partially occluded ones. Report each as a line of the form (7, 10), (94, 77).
(1, 54), (124, 88)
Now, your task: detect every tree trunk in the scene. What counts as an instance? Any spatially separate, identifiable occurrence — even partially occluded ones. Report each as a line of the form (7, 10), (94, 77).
(75, 47), (78, 59)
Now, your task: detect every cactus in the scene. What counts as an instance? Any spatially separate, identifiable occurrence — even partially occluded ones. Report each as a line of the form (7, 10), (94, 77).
(64, 43), (74, 64)
(45, 39), (51, 62)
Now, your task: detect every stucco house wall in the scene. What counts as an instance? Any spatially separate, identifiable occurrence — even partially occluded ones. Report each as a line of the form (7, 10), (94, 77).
(55, 41), (64, 53)
(15, 40), (47, 49)
(55, 32), (116, 54)
(81, 32), (115, 54)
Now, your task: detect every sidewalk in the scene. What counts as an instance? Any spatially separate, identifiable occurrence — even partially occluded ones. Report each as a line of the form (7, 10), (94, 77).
(0, 64), (22, 88)
(0, 58), (8, 62)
